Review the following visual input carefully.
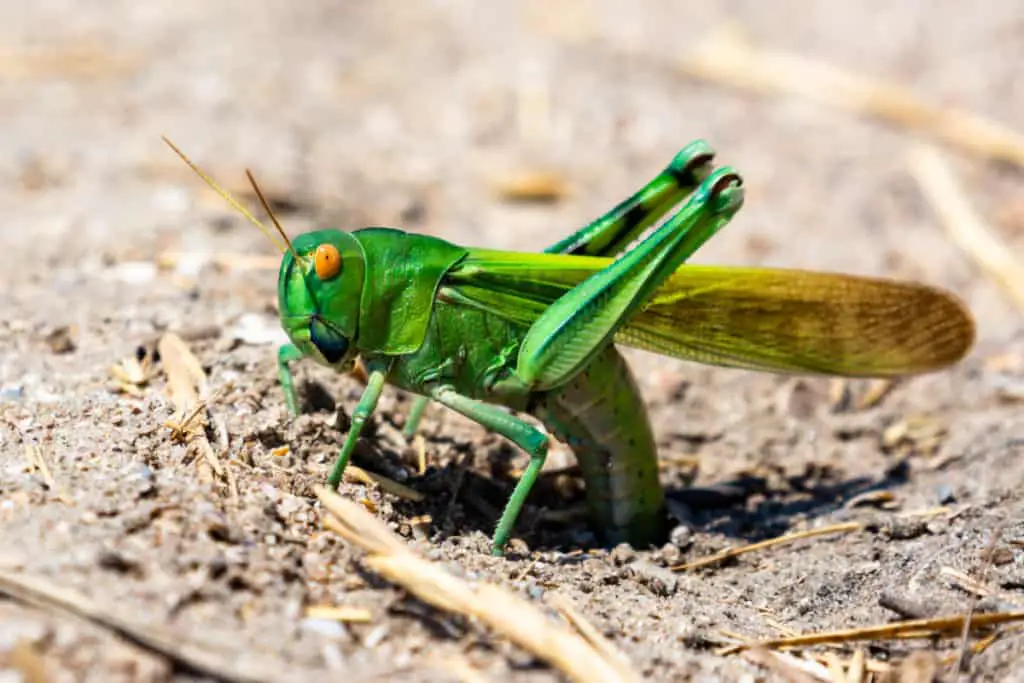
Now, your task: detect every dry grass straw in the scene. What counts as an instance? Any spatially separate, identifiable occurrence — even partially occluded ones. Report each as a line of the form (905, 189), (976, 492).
(546, 593), (634, 675)
(908, 144), (1024, 312)
(941, 566), (1000, 600)
(22, 444), (71, 503)
(316, 486), (639, 683)
(0, 569), (286, 683)
(717, 611), (1024, 656)
(696, 520), (1023, 676)
(491, 170), (569, 204)
(680, 30), (1024, 169)
(344, 464), (425, 503)
(697, 522), (1024, 671)
(0, 41), (141, 81)
(672, 522), (863, 571)
(158, 332), (224, 481)
(949, 522), (1008, 674)
(678, 30), (1024, 315)
(304, 604), (374, 623)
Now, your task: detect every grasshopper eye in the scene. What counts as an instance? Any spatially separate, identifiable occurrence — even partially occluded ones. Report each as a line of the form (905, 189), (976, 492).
(314, 244), (342, 280)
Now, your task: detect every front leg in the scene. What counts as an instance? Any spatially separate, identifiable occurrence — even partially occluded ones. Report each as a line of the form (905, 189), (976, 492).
(326, 360), (389, 489)
(278, 344), (385, 489)
(430, 385), (549, 556)
(277, 343), (305, 416)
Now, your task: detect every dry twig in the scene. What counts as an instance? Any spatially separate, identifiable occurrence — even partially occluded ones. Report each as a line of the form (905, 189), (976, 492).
(951, 523), (1008, 675)
(547, 593), (633, 675)
(316, 487), (639, 683)
(159, 332), (224, 480)
(345, 464), (425, 503)
(304, 604), (374, 623)
(680, 31), (1024, 168)
(491, 170), (569, 203)
(23, 444), (66, 501)
(672, 522), (863, 572)
(717, 611), (1024, 655)
(0, 569), (291, 683)
(908, 144), (1024, 312)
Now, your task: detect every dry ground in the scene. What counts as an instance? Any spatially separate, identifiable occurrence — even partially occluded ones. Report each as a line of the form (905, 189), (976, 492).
(1, 1), (1023, 681)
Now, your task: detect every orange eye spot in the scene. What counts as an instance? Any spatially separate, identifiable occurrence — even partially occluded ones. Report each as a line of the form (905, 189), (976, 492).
(314, 244), (342, 280)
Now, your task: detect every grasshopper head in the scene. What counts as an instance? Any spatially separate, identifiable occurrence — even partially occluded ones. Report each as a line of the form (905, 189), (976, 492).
(158, 138), (367, 368)
(278, 229), (365, 368)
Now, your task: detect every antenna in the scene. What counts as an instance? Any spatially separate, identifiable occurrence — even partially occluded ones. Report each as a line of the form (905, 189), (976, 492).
(246, 169), (300, 263)
(161, 136), (286, 253)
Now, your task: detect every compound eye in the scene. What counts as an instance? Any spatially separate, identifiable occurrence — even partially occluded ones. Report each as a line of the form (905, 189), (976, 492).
(314, 243), (342, 280)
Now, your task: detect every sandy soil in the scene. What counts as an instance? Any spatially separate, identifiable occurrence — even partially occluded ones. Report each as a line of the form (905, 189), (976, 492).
(1, 1), (1023, 681)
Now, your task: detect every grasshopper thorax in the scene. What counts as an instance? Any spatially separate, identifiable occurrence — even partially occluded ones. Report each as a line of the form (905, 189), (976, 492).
(277, 229), (366, 368)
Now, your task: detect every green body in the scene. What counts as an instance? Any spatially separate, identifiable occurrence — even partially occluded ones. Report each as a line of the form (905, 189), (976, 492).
(266, 141), (974, 556)
(360, 231), (667, 545)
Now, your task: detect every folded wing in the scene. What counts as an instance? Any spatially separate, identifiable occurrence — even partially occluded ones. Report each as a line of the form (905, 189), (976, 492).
(445, 249), (974, 378)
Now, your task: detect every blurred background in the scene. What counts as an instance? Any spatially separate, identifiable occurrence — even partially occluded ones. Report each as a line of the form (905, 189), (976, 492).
(2, 0), (1021, 339)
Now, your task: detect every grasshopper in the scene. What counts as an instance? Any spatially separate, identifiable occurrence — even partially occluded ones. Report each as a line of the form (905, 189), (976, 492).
(165, 138), (974, 556)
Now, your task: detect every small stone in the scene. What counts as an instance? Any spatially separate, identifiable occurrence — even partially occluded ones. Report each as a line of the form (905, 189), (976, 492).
(230, 313), (288, 347)
(43, 325), (76, 354)
(669, 524), (694, 550)
(333, 408), (351, 433)
(609, 542), (635, 566)
(659, 542), (682, 566)
(108, 261), (157, 285)
(879, 518), (929, 541)
(0, 669), (25, 683)
(505, 538), (530, 556)
(0, 384), (24, 402)
(631, 561), (678, 596)
(935, 484), (957, 505)
(990, 546), (1015, 566)
(96, 550), (143, 576)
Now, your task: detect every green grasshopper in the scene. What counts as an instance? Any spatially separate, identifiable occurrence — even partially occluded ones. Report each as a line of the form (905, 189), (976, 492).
(165, 138), (974, 556)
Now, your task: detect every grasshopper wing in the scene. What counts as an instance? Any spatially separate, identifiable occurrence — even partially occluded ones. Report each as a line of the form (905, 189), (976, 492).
(620, 266), (974, 377)
(446, 250), (974, 378)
